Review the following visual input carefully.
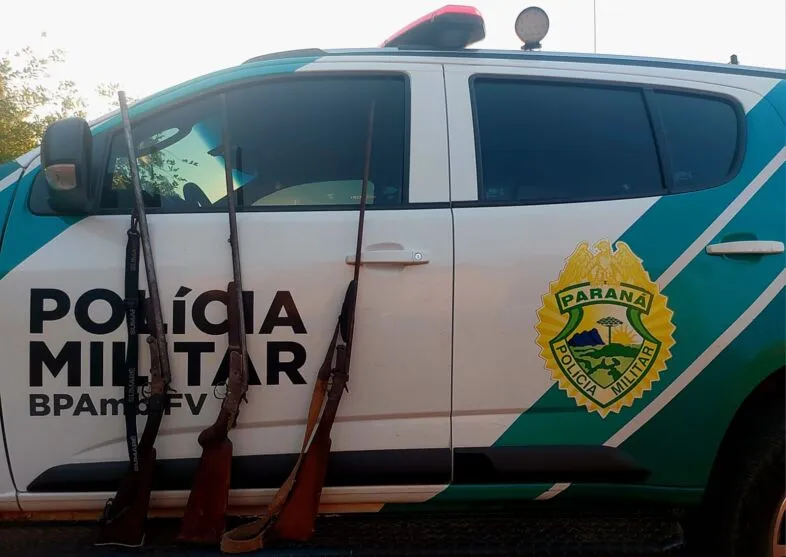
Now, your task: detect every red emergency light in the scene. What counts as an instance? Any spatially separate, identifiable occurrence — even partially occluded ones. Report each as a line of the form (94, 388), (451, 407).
(380, 5), (485, 50)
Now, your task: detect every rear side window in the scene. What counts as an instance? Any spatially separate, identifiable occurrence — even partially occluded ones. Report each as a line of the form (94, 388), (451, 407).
(653, 90), (741, 193)
(472, 78), (664, 204)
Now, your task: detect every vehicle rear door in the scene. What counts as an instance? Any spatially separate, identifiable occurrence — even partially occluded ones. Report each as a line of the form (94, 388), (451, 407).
(444, 59), (771, 493)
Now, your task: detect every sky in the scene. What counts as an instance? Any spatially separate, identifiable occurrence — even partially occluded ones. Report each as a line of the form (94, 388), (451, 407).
(3, 0), (786, 119)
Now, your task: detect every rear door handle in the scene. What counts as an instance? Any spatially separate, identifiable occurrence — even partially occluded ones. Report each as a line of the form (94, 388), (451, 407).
(706, 240), (785, 255)
(346, 249), (429, 266)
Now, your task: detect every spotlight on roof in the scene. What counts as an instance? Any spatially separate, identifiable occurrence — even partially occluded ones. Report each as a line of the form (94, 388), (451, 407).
(515, 6), (550, 51)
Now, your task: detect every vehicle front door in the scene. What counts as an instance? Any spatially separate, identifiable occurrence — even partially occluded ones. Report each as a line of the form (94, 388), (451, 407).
(0, 60), (454, 511)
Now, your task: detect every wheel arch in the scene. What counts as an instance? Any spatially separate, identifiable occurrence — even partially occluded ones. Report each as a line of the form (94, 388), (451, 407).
(689, 365), (785, 555)
(704, 365), (785, 500)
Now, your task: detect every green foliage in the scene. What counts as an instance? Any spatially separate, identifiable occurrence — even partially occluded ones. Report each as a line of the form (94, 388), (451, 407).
(0, 36), (132, 164)
(0, 40), (88, 163)
(111, 148), (194, 200)
(0, 37), (197, 202)
(96, 82), (122, 107)
(110, 125), (203, 201)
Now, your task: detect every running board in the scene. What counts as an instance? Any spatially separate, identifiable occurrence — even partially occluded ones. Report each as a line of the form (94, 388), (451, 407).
(2, 507), (685, 556)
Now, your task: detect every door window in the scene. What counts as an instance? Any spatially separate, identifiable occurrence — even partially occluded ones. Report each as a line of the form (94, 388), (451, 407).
(97, 74), (408, 212)
(471, 78), (665, 205)
(220, 75), (408, 209)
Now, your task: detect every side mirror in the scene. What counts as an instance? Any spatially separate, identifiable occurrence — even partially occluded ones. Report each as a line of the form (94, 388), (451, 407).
(40, 117), (95, 213)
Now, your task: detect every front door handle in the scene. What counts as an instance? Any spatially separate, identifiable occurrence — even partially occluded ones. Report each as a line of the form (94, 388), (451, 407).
(346, 248), (429, 266)
(706, 240), (785, 256)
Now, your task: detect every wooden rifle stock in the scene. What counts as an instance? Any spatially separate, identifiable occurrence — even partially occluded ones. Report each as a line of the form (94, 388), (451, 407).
(220, 101), (374, 555)
(95, 313), (166, 547)
(178, 282), (246, 544)
(270, 347), (349, 541)
(219, 304), (347, 554)
(178, 92), (248, 545)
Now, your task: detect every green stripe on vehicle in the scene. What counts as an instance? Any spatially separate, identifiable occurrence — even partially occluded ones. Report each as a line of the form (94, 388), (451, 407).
(763, 80), (786, 124)
(0, 168), (82, 280)
(0, 161), (22, 180)
(0, 183), (21, 247)
(618, 288), (785, 488)
(0, 161), (24, 250)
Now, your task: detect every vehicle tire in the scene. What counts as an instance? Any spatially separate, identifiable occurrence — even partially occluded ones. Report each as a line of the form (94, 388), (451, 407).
(703, 400), (785, 557)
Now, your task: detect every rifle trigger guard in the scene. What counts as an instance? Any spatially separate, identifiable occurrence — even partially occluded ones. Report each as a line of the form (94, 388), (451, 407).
(140, 384), (152, 402)
(213, 383), (228, 400)
(100, 497), (127, 525)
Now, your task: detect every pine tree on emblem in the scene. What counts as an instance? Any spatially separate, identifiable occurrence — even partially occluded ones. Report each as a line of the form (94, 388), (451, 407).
(597, 316), (623, 345)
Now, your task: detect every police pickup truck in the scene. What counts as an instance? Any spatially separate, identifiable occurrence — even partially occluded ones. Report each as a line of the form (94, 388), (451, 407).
(0, 5), (783, 557)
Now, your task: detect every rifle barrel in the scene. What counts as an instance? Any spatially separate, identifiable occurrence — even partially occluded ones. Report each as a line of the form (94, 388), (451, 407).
(118, 91), (171, 386)
(352, 101), (375, 287)
(220, 92), (247, 354)
(345, 100), (375, 357)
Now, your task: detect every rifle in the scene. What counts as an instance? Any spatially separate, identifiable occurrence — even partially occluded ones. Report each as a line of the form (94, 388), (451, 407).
(177, 92), (249, 545)
(220, 100), (375, 554)
(95, 91), (173, 547)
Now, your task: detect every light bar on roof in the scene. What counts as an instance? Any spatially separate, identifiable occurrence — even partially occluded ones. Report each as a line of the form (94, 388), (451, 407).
(380, 5), (485, 50)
